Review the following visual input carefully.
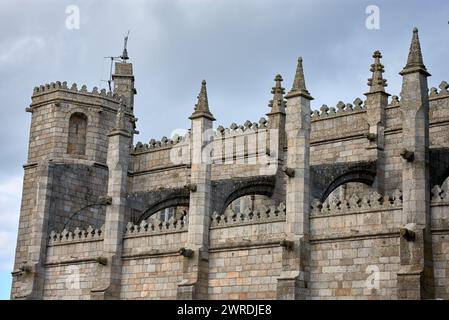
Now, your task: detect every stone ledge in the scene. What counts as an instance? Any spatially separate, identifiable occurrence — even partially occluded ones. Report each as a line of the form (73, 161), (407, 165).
(23, 162), (38, 169)
(47, 238), (103, 247)
(431, 228), (449, 234)
(209, 239), (283, 252)
(210, 217), (285, 229)
(129, 163), (187, 176)
(44, 257), (98, 267)
(123, 228), (188, 239)
(310, 206), (401, 219)
(431, 201), (449, 207)
(310, 230), (398, 244)
(310, 132), (367, 146)
(122, 249), (181, 260)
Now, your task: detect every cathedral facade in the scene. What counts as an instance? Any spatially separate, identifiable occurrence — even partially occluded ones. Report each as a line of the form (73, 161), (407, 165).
(11, 28), (449, 299)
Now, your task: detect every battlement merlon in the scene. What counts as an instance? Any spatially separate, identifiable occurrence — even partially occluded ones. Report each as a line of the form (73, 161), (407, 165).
(29, 82), (123, 112)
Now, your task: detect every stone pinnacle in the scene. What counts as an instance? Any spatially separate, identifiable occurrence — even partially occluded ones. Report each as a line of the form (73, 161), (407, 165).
(367, 50), (387, 93)
(189, 80), (215, 121)
(285, 57), (313, 100)
(400, 27), (430, 76)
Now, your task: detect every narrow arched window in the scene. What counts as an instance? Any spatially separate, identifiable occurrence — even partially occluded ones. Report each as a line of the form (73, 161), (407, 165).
(67, 113), (87, 155)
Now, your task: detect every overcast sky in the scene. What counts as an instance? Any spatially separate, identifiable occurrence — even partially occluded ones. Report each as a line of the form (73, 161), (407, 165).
(1, 0), (449, 299)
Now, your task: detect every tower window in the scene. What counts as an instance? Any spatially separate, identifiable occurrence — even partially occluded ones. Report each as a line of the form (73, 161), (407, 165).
(67, 113), (87, 155)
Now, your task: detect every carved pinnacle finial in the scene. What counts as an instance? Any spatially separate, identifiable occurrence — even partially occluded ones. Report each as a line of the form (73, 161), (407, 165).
(268, 74), (286, 114)
(189, 80), (215, 121)
(196, 80), (209, 112)
(285, 57), (313, 99)
(367, 50), (387, 93)
(400, 27), (430, 76)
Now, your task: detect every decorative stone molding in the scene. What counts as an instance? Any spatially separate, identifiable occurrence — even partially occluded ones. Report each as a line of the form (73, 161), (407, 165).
(311, 189), (403, 216)
(210, 202), (286, 228)
(388, 95), (400, 108)
(32, 81), (120, 100)
(429, 81), (449, 100)
(49, 225), (104, 244)
(133, 132), (190, 153)
(214, 117), (269, 137)
(124, 215), (188, 237)
(431, 177), (449, 204)
(311, 98), (365, 121)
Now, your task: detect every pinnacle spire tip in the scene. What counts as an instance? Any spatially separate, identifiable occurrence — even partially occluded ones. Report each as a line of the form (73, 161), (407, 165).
(367, 50), (387, 93)
(189, 79), (215, 121)
(400, 27), (429, 76)
(373, 50), (382, 58)
(285, 56), (312, 99)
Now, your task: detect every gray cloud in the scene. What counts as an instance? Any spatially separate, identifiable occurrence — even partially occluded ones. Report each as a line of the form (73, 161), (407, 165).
(1, 1), (449, 179)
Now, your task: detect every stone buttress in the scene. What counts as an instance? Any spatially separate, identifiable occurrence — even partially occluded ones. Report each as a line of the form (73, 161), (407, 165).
(277, 58), (313, 299)
(91, 104), (131, 299)
(397, 28), (434, 299)
(177, 80), (215, 299)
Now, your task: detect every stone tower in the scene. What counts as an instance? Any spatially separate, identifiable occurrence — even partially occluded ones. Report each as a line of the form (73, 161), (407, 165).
(11, 57), (136, 299)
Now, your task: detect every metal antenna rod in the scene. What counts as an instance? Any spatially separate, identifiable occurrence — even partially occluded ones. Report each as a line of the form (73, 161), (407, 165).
(101, 56), (120, 91)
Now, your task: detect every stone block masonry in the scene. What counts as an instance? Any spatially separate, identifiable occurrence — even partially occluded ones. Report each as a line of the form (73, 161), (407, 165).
(10, 28), (449, 300)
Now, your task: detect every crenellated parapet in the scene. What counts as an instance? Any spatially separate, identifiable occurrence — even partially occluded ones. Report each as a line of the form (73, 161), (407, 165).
(310, 189), (403, 216)
(386, 81), (449, 109)
(48, 225), (104, 245)
(387, 95), (400, 108)
(210, 202), (286, 228)
(213, 117), (271, 155)
(29, 81), (123, 112)
(124, 215), (188, 237)
(428, 81), (449, 149)
(311, 98), (365, 122)
(133, 132), (190, 154)
(310, 99), (369, 147)
(33, 81), (119, 99)
(429, 81), (449, 100)
(215, 117), (270, 136)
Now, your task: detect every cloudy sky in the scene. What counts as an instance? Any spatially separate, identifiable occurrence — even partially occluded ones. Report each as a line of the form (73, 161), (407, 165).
(1, 0), (449, 299)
